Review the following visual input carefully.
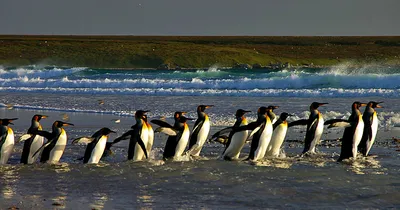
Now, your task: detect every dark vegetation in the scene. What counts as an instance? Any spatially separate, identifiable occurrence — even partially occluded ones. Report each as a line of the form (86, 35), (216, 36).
(0, 35), (399, 68)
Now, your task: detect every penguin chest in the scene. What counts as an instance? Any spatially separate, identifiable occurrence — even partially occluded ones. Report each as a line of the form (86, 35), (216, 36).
(28, 135), (44, 163)
(49, 130), (67, 162)
(88, 136), (108, 164)
(224, 121), (249, 158)
(146, 125), (154, 155)
(366, 113), (379, 155)
(175, 125), (190, 157)
(314, 115), (324, 143)
(0, 128), (15, 164)
(133, 125), (149, 161)
(352, 116), (364, 157)
(254, 119), (273, 160)
(197, 118), (211, 146)
(267, 123), (288, 157)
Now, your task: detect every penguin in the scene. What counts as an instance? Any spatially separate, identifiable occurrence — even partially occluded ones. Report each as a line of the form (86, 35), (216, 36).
(0, 118), (18, 164)
(288, 102), (328, 154)
(79, 128), (115, 164)
(325, 102), (366, 161)
(151, 112), (192, 160)
(20, 115), (47, 164)
(143, 114), (154, 157)
(267, 106), (279, 124)
(112, 110), (149, 161)
(230, 107), (273, 161)
(211, 109), (251, 160)
(188, 105), (213, 156)
(358, 101), (383, 156)
(32, 121), (74, 163)
(266, 112), (292, 157)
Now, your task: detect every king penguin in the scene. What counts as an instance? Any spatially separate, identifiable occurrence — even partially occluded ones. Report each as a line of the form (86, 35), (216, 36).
(20, 115), (47, 164)
(289, 102), (328, 154)
(112, 110), (149, 161)
(211, 109), (251, 160)
(33, 121), (74, 163)
(143, 114), (154, 157)
(266, 112), (292, 157)
(151, 112), (192, 160)
(188, 105), (213, 156)
(325, 101), (366, 161)
(81, 127), (115, 164)
(358, 101), (383, 156)
(0, 118), (18, 164)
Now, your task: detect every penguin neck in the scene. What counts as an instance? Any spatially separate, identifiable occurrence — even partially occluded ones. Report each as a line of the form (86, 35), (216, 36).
(364, 106), (375, 115)
(257, 114), (267, 122)
(135, 118), (144, 126)
(267, 110), (276, 121)
(30, 120), (40, 129)
(233, 116), (244, 127)
(197, 110), (206, 119)
(52, 126), (62, 135)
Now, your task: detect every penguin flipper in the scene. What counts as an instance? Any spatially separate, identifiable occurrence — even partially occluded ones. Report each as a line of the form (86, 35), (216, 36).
(288, 119), (308, 127)
(18, 134), (33, 143)
(150, 120), (173, 129)
(155, 127), (177, 136)
(211, 127), (234, 139)
(137, 138), (148, 159)
(71, 136), (95, 144)
(324, 119), (351, 128)
(32, 139), (54, 158)
(34, 130), (53, 140)
(112, 130), (134, 144)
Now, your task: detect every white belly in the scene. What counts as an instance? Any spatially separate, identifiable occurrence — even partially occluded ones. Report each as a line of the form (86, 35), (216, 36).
(49, 132), (67, 162)
(223, 121), (248, 159)
(175, 127), (190, 157)
(254, 120), (273, 161)
(146, 126), (154, 156)
(28, 135), (44, 164)
(190, 119), (210, 156)
(309, 117), (324, 153)
(88, 136), (107, 164)
(133, 126), (149, 161)
(366, 114), (378, 156)
(353, 119), (364, 158)
(266, 123), (288, 157)
(0, 129), (14, 164)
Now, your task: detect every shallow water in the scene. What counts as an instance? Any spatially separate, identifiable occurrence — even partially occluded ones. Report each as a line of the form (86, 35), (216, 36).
(0, 93), (400, 209)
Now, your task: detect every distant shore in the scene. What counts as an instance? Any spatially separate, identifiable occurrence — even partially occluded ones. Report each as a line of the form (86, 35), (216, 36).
(1, 35), (399, 69)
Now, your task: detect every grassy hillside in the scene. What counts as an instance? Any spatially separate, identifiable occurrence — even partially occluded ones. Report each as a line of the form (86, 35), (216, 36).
(0, 35), (399, 68)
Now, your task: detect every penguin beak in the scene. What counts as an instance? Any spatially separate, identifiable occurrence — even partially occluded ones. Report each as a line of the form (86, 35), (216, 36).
(8, 118), (18, 125)
(376, 102), (384, 108)
(288, 114), (294, 116)
(205, 105), (213, 109)
(41, 115), (48, 119)
(272, 106), (279, 110)
(63, 122), (74, 126)
(360, 103), (367, 107)
(318, 103), (328, 106)
(186, 117), (195, 121)
(110, 130), (116, 133)
(181, 112), (187, 115)
(244, 110), (251, 113)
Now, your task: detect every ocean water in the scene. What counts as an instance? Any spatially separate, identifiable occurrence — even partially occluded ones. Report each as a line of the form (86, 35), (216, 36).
(0, 64), (400, 209)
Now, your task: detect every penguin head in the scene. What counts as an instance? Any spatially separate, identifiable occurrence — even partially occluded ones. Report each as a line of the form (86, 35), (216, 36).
(279, 112), (293, 121)
(174, 111), (187, 120)
(0, 118), (18, 126)
(197, 105), (213, 112)
(257, 107), (269, 115)
(367, 101), (383, 109)
(310, 102), (328, 110)
(267, 105), (279, 111)
(235, 109), (251, 118)
(33, 115), (48, 122)
(135, 110), (149, 120)
(178, 116), (194, 123)
(53, 121), (74, 128)
(352, 101), (367, 110)
(98, 127), (116, 136)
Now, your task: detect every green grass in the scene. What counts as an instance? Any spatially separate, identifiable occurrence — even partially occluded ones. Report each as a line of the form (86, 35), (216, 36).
(0, 35), (399, 68)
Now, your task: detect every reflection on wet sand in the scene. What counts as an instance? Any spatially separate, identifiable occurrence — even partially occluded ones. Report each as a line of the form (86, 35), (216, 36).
(51, 163), (71, 209)
(137, 184), (154, 209)
(90, 192), (108, 210)
(1, 166), (18, 199)
(346, 156), (385, 175)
